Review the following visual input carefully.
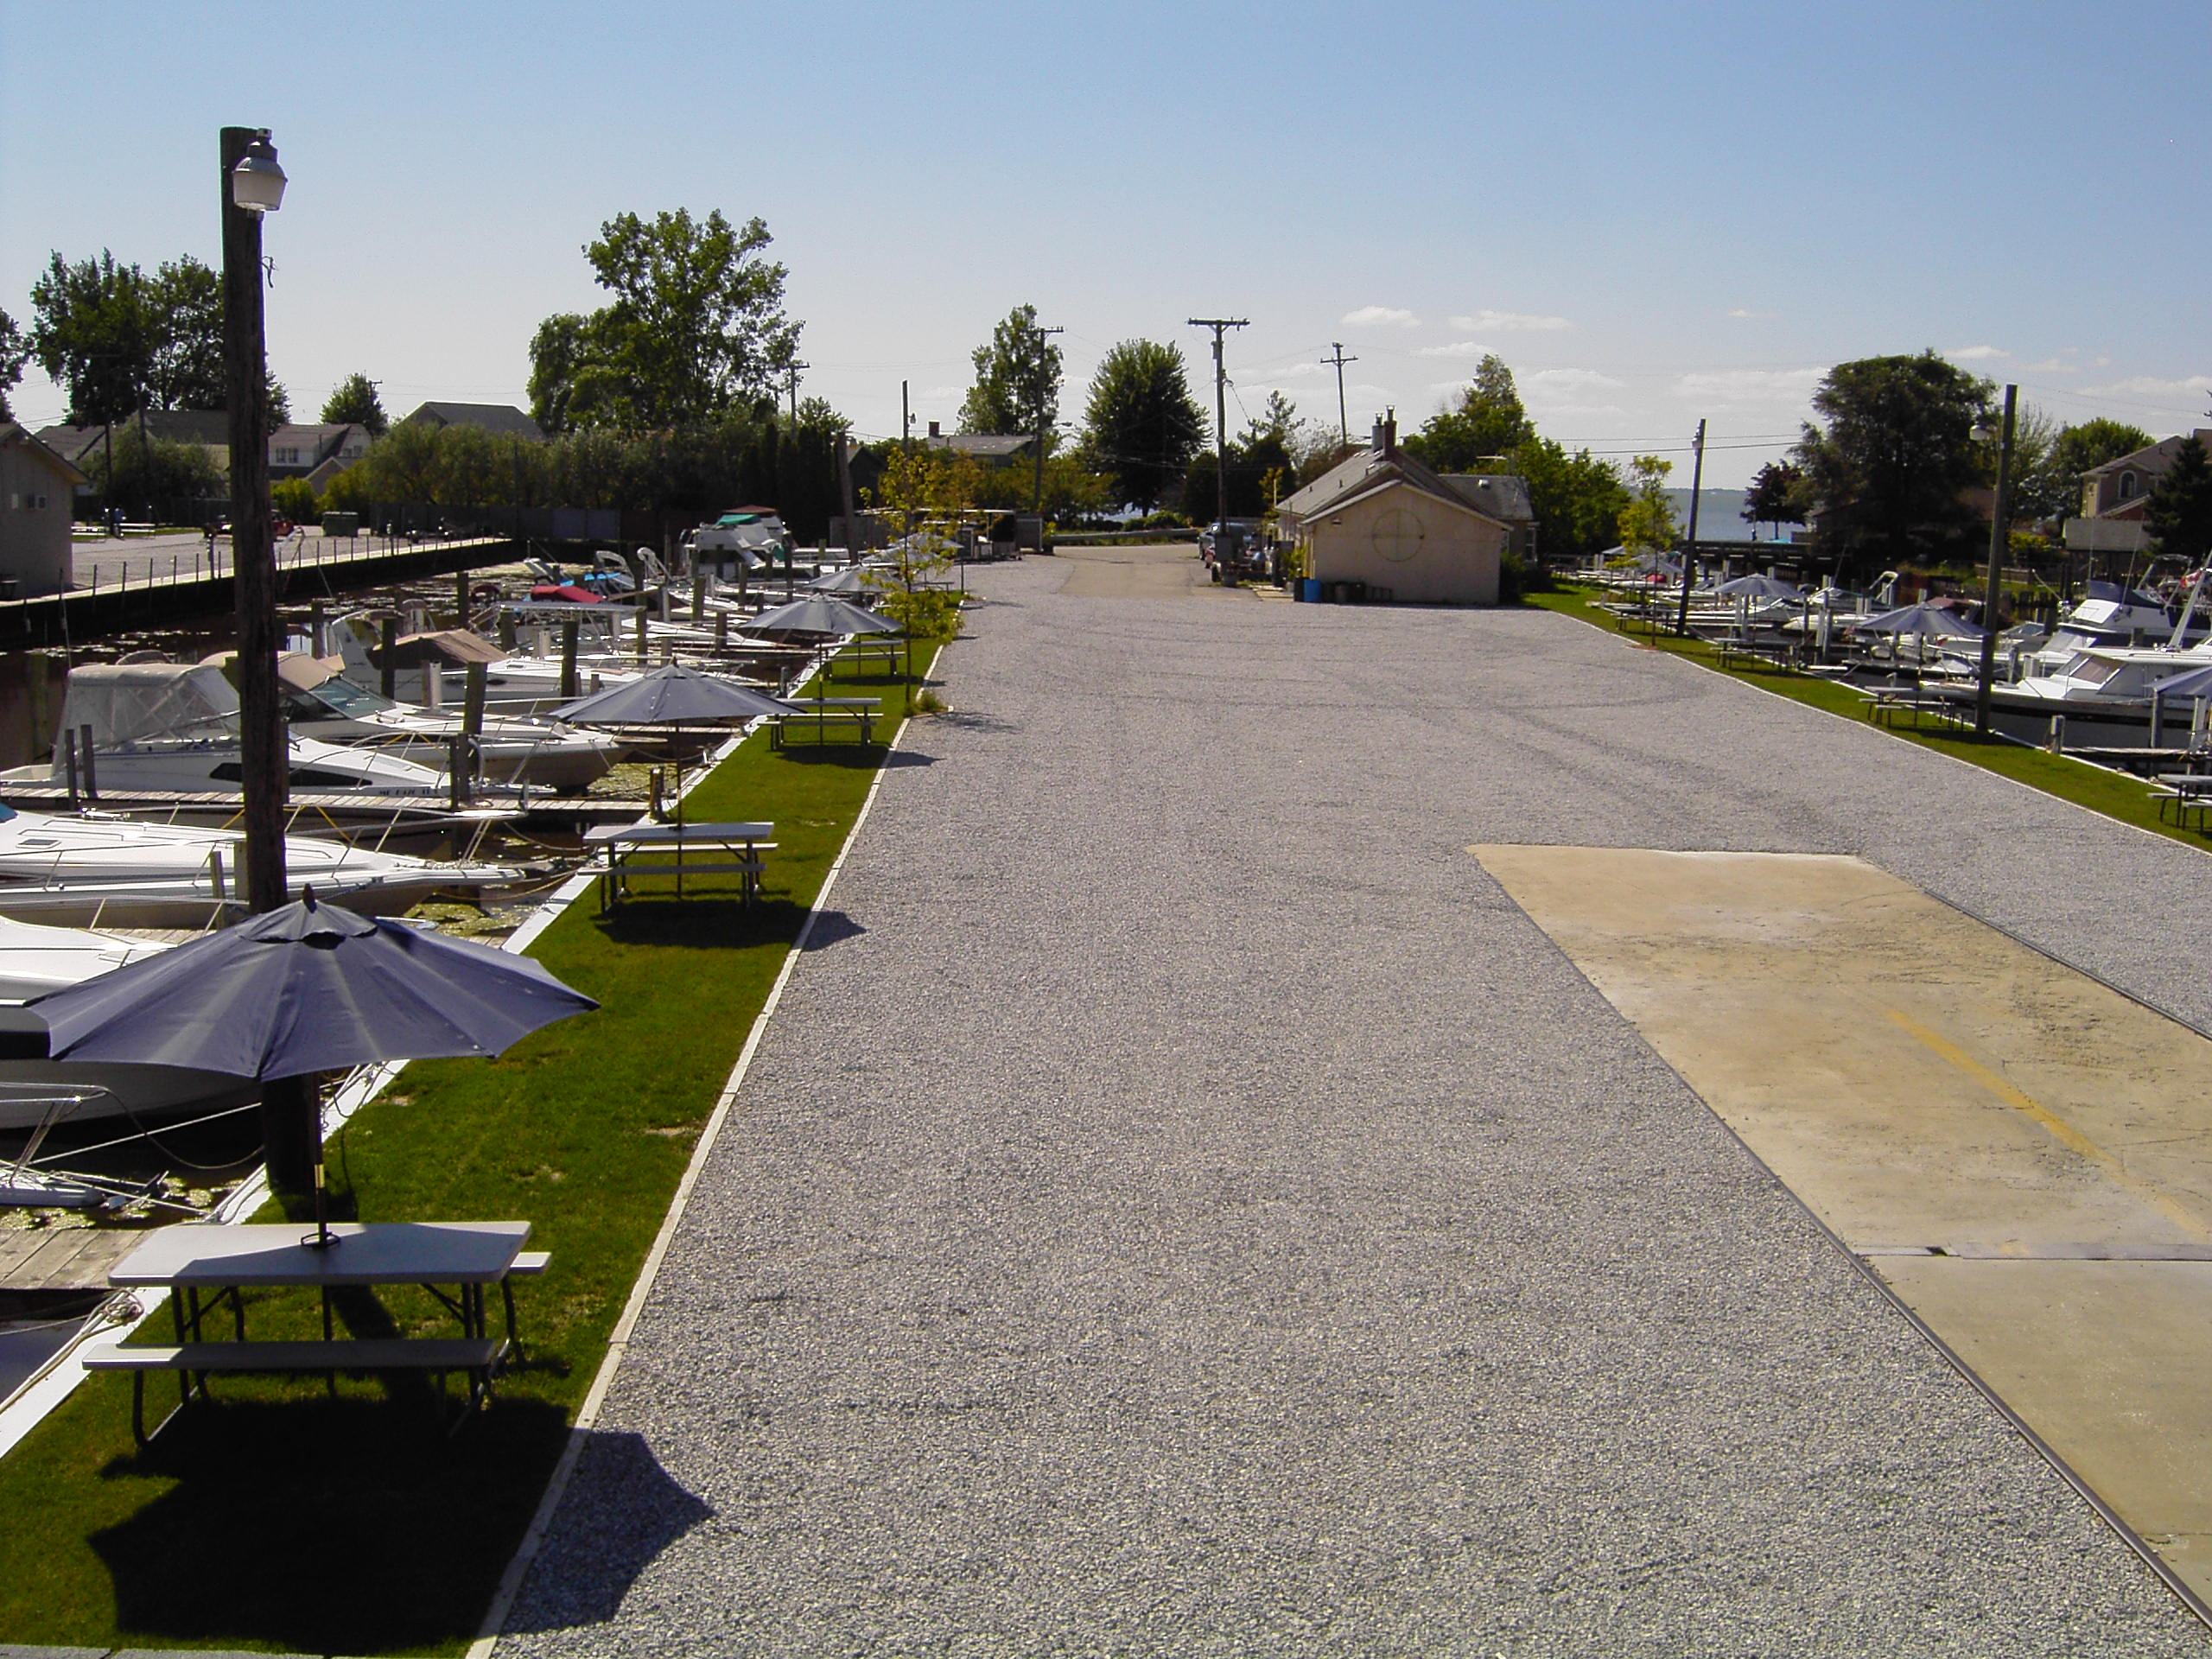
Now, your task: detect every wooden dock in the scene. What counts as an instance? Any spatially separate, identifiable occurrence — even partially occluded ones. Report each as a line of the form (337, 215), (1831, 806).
(0, 785), (653, 828)
(0, 1223), (143, 1294)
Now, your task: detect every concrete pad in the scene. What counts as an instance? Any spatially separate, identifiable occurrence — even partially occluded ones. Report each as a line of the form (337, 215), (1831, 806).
(1476, 843), (2212, 1605)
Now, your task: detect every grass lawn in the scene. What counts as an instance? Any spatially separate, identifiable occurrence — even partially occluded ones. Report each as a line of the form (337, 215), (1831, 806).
(0, 643), (942, 1656)
(1526, 584), (2210, 854)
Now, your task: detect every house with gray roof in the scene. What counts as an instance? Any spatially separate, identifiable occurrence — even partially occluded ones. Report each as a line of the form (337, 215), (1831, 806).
(923, 423), (1034, 461)
(401, 402), (544, 442)
(1274, 416), (1515, 604)
(1, 423), (90, 596)
(2067, 429), (2212, 556)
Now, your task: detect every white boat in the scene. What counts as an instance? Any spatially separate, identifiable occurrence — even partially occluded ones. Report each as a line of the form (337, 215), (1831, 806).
(0, 916), (251, 1130)
(270, 654), (620, 792)
(0, 802), (526, 928)
(11, 663), (446, 798)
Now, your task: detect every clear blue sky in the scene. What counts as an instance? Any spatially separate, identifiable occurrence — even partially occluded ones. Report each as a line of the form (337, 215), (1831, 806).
(5, 0), (2207, 486)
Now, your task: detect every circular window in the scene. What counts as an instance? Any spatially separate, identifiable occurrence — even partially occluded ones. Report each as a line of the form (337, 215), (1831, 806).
(1370, 506), (1425, 563)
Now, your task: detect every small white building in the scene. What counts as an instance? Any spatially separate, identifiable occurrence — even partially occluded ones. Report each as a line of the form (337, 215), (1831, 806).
(1275, 417), (1515, 606)
(0, 423), (89, 597)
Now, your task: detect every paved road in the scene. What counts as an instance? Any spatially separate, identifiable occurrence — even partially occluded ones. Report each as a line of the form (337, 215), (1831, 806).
(501, 548), (2212, 1656)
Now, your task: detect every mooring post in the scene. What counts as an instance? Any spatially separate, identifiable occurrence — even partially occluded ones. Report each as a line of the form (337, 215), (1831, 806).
(561, 618), (580, 700)
(379, 613), (397, 699)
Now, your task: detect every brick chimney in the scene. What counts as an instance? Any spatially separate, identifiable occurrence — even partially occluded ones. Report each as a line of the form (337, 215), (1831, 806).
(1371, 410), (1397, 457)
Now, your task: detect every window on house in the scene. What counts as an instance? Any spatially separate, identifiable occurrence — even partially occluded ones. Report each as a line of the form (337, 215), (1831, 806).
(2120, 473), (2138, 499)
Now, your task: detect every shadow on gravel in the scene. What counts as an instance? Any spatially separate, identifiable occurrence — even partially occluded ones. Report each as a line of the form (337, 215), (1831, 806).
(499, 1430), (714, 1637)
(933, 710), (1019, 734)
(800, 911), (868, 951)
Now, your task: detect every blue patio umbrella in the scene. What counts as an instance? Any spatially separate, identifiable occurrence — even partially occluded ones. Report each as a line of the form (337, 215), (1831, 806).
(741, 595), (899, 637)
(1714, 574), (1805, 600)
(1857, 601), (1983, 639)
(26, 894), (598, 1081)
(23, 894), (599, 1243)
(548, 663), (794, 726)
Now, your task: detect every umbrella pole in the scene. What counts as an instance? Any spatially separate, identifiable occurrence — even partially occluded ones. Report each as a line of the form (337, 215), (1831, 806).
(308, 1154), (336, 1250)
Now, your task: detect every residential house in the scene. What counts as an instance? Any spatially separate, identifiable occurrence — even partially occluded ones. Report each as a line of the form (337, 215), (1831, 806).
(2067, 429), (2212, 556)
(401, 402), (544, 442)
(268, 423), (372, 488)
(0, 423), (90, 596)
(1274, 416), (1512, 605)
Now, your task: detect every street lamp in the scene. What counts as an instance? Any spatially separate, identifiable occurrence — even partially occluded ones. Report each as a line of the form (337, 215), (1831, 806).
(224, 125), (313, 1194)
(1972, 385), (2018, 737)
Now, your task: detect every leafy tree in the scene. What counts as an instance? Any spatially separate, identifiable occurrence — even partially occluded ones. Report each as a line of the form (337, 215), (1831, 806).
(87, 427), (224, 507)
(270, 477), (319, 520)
(1742, 458), (1813, 531)
(528, 208), (800, 431)
(1402, 353), (1532, 472)
(1081, 340), (1205, 512)
(0, 309), (26, 422)
(2020, 416), (2158, 523)
(321, 372), (389, 435)
(2145, 437), (2212, 564)
(957, 304), (1063, 441)
(1507, 435), (1628, 563)
(30, 250), (285, 434)
(143, 257), (224, 410)
(2050, 416), (2155, 482)
(1794, 351), (1990, 573)
(1617, 455), (1678, 556)
(29, 250), (156, 423)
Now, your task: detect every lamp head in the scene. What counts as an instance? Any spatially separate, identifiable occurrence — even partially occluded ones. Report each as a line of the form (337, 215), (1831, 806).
(231, 132), (286, 214)
(1972, 415), (1999, 446)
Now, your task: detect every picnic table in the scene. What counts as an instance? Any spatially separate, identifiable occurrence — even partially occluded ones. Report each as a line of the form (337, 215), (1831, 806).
(2152, 772), (2212, 829)
(586, 819), (776, 908)
(83, 1220), (540, 1440)
(771, 697), (881, 750)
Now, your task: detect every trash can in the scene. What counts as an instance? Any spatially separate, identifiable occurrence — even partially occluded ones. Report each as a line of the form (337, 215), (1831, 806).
(1300, 578), (1321, 602)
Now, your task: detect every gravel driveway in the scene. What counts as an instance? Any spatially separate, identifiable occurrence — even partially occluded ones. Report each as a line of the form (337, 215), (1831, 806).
(499, 553), (2212, 1656)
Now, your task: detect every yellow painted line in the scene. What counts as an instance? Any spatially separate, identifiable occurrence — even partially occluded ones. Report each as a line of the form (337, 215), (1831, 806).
(1885, 1007), (2211, 1243)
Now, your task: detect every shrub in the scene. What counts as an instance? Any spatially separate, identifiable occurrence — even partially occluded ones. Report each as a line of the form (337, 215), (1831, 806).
(270, 478), (319, 521)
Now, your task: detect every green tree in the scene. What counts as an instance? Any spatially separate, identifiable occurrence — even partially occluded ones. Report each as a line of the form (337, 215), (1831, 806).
(2145, 437), (2212, 564)
(1402, 354), (1532, 472)
(88, 427), (224, 507)
(1794, 351), (1991, 574)
(957, 304), (1063, 441)
(1507, 435), (1628, 563)
(1617, 455), (1678, 556)
(528, 208), (800, 431)
(2036, 416), (2158, 519)
(321, 372), (389, 435)
(29, 250), (156, 423)
(1742, 458), (1813, 532)
(0, 309), (26, 422)
(143, 257), (224, 410)
(1081, 340), (1205, 512)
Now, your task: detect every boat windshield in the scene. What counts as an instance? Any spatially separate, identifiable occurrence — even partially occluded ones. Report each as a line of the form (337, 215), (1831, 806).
(309, 677), (399, 716)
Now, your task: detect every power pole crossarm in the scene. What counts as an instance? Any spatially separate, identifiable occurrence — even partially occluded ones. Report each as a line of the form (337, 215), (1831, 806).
(1188, 317), (1249, 533)
(1323, 342), (1357, 450)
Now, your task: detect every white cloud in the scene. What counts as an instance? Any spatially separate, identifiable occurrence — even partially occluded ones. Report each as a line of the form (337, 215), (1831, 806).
(1727, 308), (1774, 320)
(1449, 308), (1572, 333)
(1946, 345), (2010, 361)
(1270, 362), (1327, 379)
(2078, 373), (2212, 406)
(1672, 367), (1825, 410)
(1525, 368), (1624, 394)
(2021, 358), (2072, 372)
(1341, 305), (1420, 328)
(1416, 340), (1496, 359)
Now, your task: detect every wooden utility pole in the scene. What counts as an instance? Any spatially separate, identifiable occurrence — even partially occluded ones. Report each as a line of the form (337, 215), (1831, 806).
(1673, 419), (1707, 638)
(784, 359), (809, 424)
(223, 126), (287, 915)
(1323, 343), (1357, 450)
(1188, 317), (1249, 534)
(1033, 324), (1064, 514)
